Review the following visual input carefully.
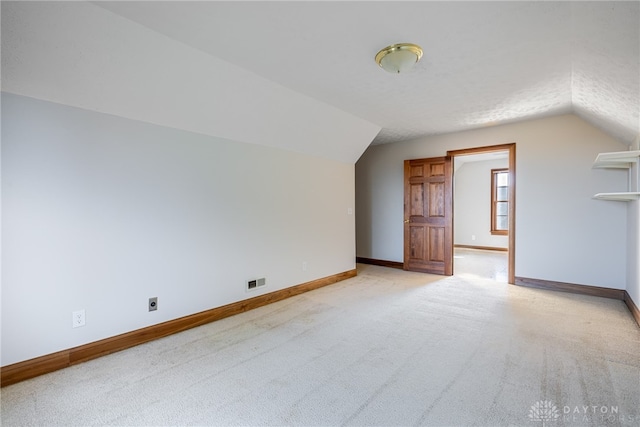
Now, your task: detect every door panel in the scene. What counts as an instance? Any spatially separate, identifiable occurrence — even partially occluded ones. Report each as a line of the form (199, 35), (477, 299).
(429, 227), (445, 262)
(410, 184), (424, 216)
(404, 157), (453, 275)
(428, 182), (445, 217)
(409, 226), (425, 260)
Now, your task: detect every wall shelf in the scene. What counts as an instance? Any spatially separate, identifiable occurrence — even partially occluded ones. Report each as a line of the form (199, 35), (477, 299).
(592, 150), (640, 169)
(593, 192), (640, 202)
(592, 150), (639, 201)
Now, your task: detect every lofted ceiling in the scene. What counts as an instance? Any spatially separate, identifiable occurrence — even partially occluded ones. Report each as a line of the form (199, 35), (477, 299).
(94, 1), (640, 146)
(2, 1), (639, 162)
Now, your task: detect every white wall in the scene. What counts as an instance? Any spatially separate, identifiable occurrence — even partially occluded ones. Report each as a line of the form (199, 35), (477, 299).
(1, 93), (356, 366)
(454, 158), (509, 248)
(356, 114), (628, 289)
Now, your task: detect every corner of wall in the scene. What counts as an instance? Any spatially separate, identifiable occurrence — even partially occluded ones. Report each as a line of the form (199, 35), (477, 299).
(626, 160), (640, 306)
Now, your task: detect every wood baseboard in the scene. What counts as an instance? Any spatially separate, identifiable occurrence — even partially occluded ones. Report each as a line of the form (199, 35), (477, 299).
(515, 277), (640, 327)
(515, 276), (625, 300)
(1, 269), (357, 387)
(454, 244), (508, 252)
(356, 257), (404, 270)
(624, 291), (640, 328)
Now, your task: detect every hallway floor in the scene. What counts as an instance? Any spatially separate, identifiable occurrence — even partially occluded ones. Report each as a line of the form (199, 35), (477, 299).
(454, 247), (508, 282)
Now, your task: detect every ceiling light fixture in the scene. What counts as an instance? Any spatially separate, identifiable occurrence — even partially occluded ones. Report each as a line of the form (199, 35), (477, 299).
(375, 43), (423, 74)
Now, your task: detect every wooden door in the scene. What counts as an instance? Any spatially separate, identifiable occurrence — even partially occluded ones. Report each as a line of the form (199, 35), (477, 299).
(404, 156), (453, 275)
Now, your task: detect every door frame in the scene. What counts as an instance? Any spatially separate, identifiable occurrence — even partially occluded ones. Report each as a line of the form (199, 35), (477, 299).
(447, 143), (516, 284)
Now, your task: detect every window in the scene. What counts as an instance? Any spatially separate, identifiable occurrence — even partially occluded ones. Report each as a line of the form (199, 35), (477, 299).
(491, 168), (509, 235)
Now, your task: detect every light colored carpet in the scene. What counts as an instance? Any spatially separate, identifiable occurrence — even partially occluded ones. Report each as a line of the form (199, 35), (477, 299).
(2, 264), (639, 426)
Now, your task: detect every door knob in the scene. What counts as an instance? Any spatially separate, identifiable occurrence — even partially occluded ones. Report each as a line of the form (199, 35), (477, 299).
(404, 219), (410, 223)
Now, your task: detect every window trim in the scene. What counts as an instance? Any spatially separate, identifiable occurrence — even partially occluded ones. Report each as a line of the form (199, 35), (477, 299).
(491, 168), (509, 235)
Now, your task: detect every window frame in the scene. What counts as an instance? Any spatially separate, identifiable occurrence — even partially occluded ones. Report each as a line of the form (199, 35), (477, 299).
(491, 168), (509, 235)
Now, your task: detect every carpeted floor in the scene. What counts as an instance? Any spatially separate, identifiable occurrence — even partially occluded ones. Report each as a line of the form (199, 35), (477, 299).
(2, 263), (639, 426)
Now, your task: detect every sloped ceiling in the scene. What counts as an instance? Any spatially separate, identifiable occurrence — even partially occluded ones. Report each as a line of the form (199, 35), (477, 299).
(1, 1), (380, 164)
(2, 1), (639, 161)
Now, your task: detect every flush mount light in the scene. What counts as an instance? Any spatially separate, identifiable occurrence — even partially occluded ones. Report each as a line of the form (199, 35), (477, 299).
(375, 43), (423, 74)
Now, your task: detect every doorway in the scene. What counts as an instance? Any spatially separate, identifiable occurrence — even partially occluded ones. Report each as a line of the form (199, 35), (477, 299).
(448, 144), (516, 283)
(453, 247), (508, 282)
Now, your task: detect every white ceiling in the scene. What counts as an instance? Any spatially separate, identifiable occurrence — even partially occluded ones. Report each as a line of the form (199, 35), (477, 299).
(453, 151), (508, 173)
(94, 1), (640, 146)
(2, 1), (639, 162)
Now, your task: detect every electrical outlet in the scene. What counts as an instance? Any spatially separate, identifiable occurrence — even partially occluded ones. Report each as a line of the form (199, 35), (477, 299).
(149, 297), (158, 312)
(472, 235), (476, 241)
(72, 309), (86, 328)
(302, 261), (308, 271)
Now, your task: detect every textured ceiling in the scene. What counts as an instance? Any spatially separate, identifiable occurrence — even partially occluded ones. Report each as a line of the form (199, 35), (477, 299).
(95, 1), (640, 146)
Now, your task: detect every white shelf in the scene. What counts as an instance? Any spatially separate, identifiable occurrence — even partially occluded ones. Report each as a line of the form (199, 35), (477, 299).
(592, 150), (639, 201)
(592, 150), (640, 169)
(593, 192), (640, 202)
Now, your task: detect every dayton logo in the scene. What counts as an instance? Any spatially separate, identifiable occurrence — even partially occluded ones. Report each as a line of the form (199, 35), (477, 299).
(528, 400), (560, 426)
